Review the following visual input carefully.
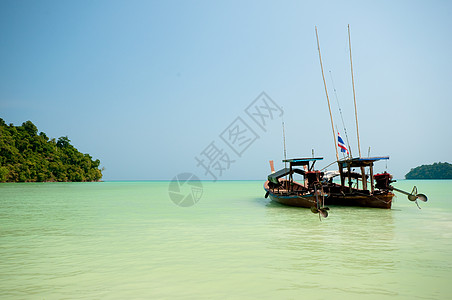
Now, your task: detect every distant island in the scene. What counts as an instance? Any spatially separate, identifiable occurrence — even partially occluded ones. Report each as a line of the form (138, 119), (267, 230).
(0, 119), (102, 182)
(405, 162), (452, 179)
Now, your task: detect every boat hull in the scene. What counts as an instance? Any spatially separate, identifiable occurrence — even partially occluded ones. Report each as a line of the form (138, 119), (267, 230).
(268, 192), (317, 208)
(264, 181), (394, 209)
(325, 192), (394, 209)
(264, 180), (318, 208)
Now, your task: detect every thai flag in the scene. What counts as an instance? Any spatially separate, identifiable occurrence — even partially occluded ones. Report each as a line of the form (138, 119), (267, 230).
(337, 132), (349, 155)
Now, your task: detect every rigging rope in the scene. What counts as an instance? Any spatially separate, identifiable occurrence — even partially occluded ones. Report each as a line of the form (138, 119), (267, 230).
(320, 160), (338, 171)
(329, 70), (352, 157)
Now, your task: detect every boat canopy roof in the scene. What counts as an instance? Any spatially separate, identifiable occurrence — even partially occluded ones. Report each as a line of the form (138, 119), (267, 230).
(338, 156), (389, 168)
(282, 157), (323, 166)
(268, 168), (306, 184)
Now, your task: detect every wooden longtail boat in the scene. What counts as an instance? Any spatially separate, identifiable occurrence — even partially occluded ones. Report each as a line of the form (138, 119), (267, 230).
(264, 158), (330, 217)
(323, 157), (395, 209)
(321, 156), (427, 209)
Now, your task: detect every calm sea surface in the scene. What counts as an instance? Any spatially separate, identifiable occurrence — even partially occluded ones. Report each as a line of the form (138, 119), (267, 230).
(1, 180), (451, 299)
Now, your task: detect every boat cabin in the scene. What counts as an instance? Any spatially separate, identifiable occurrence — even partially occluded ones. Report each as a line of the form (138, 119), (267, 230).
(268, 157), (324, 192)
(337, 156), (389, 193)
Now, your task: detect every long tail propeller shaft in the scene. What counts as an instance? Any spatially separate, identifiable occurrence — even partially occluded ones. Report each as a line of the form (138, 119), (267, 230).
(392, 186), (428, 209)
(311, 183), (329, 219)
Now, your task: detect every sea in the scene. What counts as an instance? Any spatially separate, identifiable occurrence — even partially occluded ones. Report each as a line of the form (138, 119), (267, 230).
(0, 180), (451, 299)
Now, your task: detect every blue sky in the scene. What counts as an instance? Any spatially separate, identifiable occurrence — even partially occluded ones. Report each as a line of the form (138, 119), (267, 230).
(1, 0), (451, 180)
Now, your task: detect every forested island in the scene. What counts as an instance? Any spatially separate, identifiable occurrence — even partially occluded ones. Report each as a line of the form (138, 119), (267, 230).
(405, 162), (452, 179)
(0, 119), (102, 182)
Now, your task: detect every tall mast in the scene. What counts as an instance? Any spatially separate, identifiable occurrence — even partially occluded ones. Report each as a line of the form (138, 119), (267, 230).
(348, 24), (362, 157)
(282, 120), (287, 168)
(315, 26), (339, 161)
(348, 25), (367, 191)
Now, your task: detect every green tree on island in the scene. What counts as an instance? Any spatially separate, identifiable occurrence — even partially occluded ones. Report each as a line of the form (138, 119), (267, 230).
(0, 119), (103, 182)
(405, 162), (452, 179)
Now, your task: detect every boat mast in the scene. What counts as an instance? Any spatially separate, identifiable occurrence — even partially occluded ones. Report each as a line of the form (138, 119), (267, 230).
(315, 26), (339, 161)
(282, 120), (287, 168)
(282, 120), (290, 190)
(348, 24), (361, 158)
(348, 24), (368, 191)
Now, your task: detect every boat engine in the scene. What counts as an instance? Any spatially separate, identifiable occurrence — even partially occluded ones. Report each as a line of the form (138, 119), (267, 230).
(306, 171), (324, 189)
(374, 172), (395, 190)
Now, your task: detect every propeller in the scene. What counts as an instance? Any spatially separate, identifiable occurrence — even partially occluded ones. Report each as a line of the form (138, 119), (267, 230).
(319, 207), (329, 218)
(311, 206), (319, 214)
(416, 194), (428, 202)
(311, 184), (329, 219)
(408, 186), (427, 209)
(311, 206), (329, 218)
(392, 186), (428, 209)
(408, 186), (428, 202)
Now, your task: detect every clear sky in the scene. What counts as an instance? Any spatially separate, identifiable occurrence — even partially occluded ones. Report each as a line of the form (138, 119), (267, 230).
(1, 0), (451, 180)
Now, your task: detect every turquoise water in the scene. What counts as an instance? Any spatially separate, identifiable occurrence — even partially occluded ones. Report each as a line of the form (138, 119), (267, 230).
(0, 180), (451, 299)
